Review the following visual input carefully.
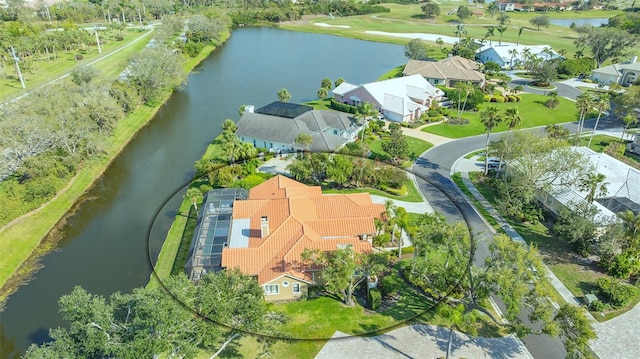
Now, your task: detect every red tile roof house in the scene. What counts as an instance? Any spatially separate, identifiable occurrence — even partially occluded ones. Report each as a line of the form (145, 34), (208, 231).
(221, 175), (386, 302)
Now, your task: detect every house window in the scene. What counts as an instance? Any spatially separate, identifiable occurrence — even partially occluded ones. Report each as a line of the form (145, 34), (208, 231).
(264, 284), (279, 295)
(334, 129), (338, 135)
(282, 281), (289, 287)
(292, 283), (301, 293)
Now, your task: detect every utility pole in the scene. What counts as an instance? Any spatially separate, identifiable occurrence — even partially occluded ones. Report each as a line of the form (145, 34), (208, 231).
(94, 27), (102, 54)
(10, 47), (26, 89)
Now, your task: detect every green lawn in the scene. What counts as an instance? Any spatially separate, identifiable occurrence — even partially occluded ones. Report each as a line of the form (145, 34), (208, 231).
(579, 134), (623, 153)
(0, 29), (150, 103)
(423, 94), (579, 138)
(280, 4), (632, 61)
(377, 65), (405, 80)
(369, 137), (433, 161)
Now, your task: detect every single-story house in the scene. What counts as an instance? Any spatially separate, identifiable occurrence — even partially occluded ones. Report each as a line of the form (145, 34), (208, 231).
(591, 56), (640, 86)
(403, 56), (485, 88)
(219, 175), (385, 301)
(628, 133), (640, 156)
(536, 147), (640, 220)
(475, 44), (562, 69)
(235, 102), (361, 153)
(332, 74), (445, 122)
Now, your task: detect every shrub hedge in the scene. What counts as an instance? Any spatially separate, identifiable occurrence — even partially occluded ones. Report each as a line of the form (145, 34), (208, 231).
(596, 277), (638, 308)
(368, 287), (382, 310)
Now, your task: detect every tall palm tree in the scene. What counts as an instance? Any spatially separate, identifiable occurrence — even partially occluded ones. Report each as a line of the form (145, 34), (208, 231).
(455, 81), (474, 120)
(496, 26), (507, 46)
(480, 105), (503, 175)
(516, 26), (525, 46)
(357, 102), (376, 142)
(622, 114), (639, 141)
(454, 24), (467, 41)
(575, 92), (594, 145)
(587, 93), (611, 147)
(504, 107), (522, 139)
(618, 210), (640, 246)
(507, 48), (519, 68)
(521, 47), (532, 71)
(185, 187), (202, 212)
(484, 26), (495, 46)
(542, 46), (553, 61)
(578, 173), (608, 204)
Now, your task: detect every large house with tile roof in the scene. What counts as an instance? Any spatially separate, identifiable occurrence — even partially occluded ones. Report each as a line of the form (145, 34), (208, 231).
(591, 56), (640, 86)
(235, 102), (361, 153)
(403, 56), (485, 88)
(218, 175), (385, 301)
(332, 74), (445, 122)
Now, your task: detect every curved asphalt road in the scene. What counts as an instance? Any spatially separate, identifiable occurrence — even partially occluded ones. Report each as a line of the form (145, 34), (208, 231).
(412, 134), (568, 359)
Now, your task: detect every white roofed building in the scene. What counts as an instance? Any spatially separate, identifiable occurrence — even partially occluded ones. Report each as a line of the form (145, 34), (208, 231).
(332, 75), (445, 122)
(475, 44), (562, 69)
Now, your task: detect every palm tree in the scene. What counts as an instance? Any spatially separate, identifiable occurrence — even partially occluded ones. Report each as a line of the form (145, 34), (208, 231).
(357, 102), (376, 142)
(294, 133), (313, 153)
(496, 26), (507, 46)
(542, 46), (553, 61)
(578, 173), (608, 204)
(507, 48), (519, 68)
(454, 24), (467, 41)
(622, 114), (639, 141)
(436, 37), (444, 50)
(455, 81), (474, 120)
(185, 187), (202, 212)
(480, 105), (503, 175)
(277, 88), (291, 102)
(521, 47), (532, 71)
(618, 210), (640, 245)
(516, 26), (525, 46)
(484, 27), (495, 46)
(575, 92), (594, 145)
(558, 48), (568, 57)
(587, 93), (611, 147)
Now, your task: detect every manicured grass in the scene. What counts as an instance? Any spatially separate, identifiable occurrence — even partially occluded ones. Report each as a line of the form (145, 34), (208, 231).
(423, 94), (579, 138)
(323, 178), (423, 202)
(304, 98), (332, 110)
(0, 30), (149, 103)
(377, 65), (404, 80)
(280, 4), (632, 61)
(0, 35), (229, 304)
(579, 134), (622, 153)
(464, 149), (485, 159)
(369, 137), (434, 161)
(451, 172), (502, 232)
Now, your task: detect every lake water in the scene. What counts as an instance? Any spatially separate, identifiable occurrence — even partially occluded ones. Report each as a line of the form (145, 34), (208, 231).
(549, 17), (609, 27)
(0, 27), (406, 357)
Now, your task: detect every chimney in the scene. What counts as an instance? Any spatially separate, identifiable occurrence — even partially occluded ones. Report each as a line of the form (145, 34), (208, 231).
(260, 216), (269, 238)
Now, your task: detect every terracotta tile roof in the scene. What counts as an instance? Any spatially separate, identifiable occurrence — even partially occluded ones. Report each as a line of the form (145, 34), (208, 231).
(222, 175), (384, 285)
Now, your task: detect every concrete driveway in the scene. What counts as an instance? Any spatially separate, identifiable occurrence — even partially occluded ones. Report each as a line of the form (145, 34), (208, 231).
(316, 324), (532, 359)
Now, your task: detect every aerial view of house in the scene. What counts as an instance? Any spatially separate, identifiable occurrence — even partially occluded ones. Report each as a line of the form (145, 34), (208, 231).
(536, 147), (640, 219)
(235, 101), (361, 153)
(591, 56), (640, 86)
(403, 55), (485, 87)
(186, 175), (385, 301)
(332, 74), (445, 122)
(475, 44), (562, 69)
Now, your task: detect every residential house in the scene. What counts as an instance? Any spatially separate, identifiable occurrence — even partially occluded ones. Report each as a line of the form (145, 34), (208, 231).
(590, 56), (640, 86)
(219, 175), (385, 301)
(475, 44), (561, 69)
(403, 56), (485, 88)
(235, 102), (361, 153)
(332, 74), (445, 122)
(627, 133), (640, 156)
(536, 147), (640, 220)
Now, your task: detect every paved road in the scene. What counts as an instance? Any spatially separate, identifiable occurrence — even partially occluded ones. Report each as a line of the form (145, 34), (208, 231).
(413, 136), (568, 359)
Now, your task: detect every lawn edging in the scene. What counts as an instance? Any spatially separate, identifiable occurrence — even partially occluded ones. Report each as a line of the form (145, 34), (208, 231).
(0, 37), (227, 306)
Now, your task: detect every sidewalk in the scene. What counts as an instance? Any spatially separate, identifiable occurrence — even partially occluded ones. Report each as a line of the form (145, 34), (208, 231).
(450, 155), (640, 359)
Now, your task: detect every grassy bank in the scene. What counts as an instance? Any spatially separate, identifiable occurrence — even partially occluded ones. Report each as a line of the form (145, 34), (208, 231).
(0, 37), (227, 306)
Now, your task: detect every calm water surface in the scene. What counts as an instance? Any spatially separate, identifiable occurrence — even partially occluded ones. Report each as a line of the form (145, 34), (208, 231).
(549, 17), (609, 27)
(0, 27), (405, 357)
